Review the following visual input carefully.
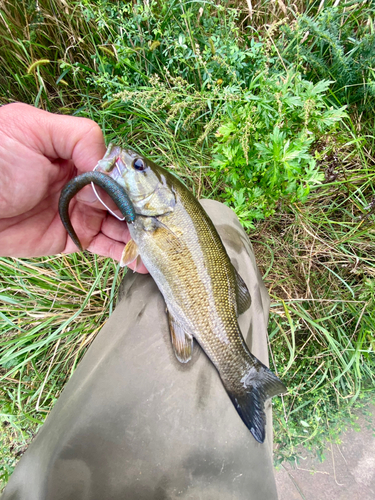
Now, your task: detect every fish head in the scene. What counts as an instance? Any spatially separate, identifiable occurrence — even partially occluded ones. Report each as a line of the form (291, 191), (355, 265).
(97, 146), (176, 217)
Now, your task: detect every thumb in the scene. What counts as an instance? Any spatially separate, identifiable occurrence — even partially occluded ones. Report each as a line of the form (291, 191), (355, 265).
(2, 103), (106, 172)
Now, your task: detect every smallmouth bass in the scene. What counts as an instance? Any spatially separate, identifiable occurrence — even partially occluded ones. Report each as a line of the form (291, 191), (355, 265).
(59, 144), (286, 443)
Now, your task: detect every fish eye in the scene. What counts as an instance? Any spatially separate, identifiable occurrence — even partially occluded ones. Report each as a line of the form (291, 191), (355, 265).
(133, 158), (146, 171)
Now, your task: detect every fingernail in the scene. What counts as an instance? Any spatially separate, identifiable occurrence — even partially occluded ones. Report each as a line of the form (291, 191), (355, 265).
(76, 188), (98, 204)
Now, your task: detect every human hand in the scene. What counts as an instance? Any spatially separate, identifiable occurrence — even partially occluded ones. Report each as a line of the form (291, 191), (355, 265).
(0, 103), (147, 273)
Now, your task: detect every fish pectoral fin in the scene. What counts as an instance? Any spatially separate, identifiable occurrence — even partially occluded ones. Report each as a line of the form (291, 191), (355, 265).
(233, 266), (251, 315)
(152, 217), (183, 236)
(147, 218), (185, 254)
(167, 311), (193, 364)
(120, 239), (139, 267)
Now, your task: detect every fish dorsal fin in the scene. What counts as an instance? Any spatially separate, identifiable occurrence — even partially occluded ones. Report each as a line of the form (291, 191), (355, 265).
(120, 239), (139, 267)
(167, 310), (193, 363)
(233, 266), (251, 315)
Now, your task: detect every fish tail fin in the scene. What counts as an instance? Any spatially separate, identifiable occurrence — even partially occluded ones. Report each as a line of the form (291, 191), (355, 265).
(224, 358), (286, 443)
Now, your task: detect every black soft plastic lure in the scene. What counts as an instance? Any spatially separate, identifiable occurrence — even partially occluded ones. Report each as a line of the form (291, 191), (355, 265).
(58, 171), (135, 250)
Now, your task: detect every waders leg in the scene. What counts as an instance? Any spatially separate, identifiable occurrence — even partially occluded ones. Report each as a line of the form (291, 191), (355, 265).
(2, 200), (278, 500)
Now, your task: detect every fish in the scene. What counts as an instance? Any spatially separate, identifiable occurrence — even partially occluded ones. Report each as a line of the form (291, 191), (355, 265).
(59, 143), (286, 443)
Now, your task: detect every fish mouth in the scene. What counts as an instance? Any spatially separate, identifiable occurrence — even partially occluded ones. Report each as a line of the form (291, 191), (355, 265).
(94, 158), (152, 216)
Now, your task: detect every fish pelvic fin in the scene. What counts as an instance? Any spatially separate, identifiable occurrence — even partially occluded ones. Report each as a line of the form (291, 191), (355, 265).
(120, 239), (139, 267)
(167, 310), (193, 363)
(225, 359), (286, 443)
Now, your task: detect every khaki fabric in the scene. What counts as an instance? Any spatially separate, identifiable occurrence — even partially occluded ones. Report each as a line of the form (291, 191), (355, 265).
(2, 200), (278, 500)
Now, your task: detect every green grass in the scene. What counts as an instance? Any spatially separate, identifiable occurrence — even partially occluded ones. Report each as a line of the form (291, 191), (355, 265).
(0, 253), (125, 484)
(1, 0), (375, 488)
(255, 174), (375, 462)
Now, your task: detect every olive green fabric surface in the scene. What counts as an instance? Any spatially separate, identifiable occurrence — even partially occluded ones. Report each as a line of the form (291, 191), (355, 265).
(2, 200), (278, 500)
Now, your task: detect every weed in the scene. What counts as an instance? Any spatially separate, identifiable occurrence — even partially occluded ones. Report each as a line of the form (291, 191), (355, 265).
(279, 3), (375, 112)
(209, 73), (346, 225)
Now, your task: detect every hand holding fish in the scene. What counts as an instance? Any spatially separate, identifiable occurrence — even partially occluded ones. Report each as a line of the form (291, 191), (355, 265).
(0, 103), (147, 272)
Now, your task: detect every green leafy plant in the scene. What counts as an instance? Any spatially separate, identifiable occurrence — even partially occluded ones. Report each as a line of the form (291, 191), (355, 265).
(279, 4), (375, 111)
(80, 0), (266, 91)
(210, 73), (346, 226)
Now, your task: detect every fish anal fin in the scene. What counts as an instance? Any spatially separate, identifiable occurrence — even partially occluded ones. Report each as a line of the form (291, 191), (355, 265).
(120, 239), (139, 267)
(167, 311), (193, 364)
(233, 266), (251, 315)
(224, 358), (286, 443)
